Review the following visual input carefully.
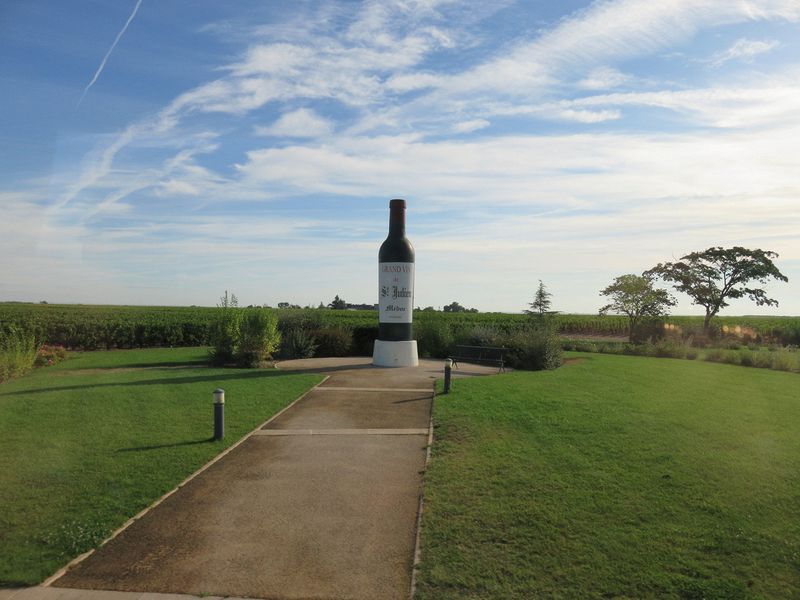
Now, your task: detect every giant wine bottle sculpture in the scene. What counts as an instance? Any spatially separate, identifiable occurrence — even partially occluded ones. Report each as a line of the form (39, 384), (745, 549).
(373, 199), (419, 366)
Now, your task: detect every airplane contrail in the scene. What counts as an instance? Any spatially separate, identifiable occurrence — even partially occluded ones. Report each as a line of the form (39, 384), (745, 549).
(77, 0), (143, 108)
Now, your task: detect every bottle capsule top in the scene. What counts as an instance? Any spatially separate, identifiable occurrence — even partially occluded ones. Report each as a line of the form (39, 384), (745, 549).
(389, 198), (406, 209)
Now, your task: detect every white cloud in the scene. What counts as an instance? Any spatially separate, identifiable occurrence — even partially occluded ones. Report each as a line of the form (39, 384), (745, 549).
(49, 0), (800, 203)
(452, 119), (490, 133)
(234, 124), (800, 211)
(297, 0), (800, 136)
(177, 3), (457, 120)
(553, 108), (621, 123)
(230, 43), (315, 77)
(482, 102), (622, 123)
(578, 66), (631, 90)
(53, 125), (137, 209)
(707, 38), (781, 67)
(426, 0), (800, 104)
(385, 72), (441, 92)
(345, 0), (457, 46)
(255, 108), (334, 138)
(158, 180), (201, 196)
(562, 77), (800, 128)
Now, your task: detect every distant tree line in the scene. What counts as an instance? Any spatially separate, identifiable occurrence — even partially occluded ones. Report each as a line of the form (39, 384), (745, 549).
(273, 297), (480, 313)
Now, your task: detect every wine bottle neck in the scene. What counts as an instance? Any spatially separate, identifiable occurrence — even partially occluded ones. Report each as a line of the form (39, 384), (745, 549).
(388, 205), (406, 237)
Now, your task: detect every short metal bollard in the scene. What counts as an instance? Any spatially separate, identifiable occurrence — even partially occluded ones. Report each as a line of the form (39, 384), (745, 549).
(444, 358), (452, 394)
(213, 388), (225, 441)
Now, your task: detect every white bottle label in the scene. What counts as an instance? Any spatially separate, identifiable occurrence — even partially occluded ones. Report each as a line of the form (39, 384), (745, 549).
(379, 262), (414, 324)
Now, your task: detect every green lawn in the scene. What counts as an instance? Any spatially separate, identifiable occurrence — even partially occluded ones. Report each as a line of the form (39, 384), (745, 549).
(417, 353), (800, 600)
(0, 348), (321, 586)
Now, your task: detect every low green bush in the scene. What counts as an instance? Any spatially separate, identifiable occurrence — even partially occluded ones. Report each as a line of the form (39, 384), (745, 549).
(458, 325), (503, 347)
(311, 327), (353, 357)
(752, 351), (774, 369)
(276, 310), (324, 337)
(622, 343), (640, 355)
(208, 294), (280, 367)
(573, 341), (598, 353)
(351, 325), (378, 356)
(720, 339), (742, 350)
(598, 342), (626, 354)
(653, 339), (688, 359)
(503, 328), (563, 371)
(278, 329), (317, 360)
(0, 325), (39, 382)
(237, 309), (281, 367)
(416, 320), (455, 358)
(738, 348), (754, 367)
(640, 339), (657, 357)
(208, 296), (241, 366)
(772, 349), (798, 372)
(721, 350), (740, 366)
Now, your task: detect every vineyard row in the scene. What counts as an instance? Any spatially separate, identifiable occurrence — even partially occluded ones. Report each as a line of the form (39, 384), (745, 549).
(1, 304), (798, 350)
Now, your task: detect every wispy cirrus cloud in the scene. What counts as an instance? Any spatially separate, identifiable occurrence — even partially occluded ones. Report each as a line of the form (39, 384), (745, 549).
(63, 0), (800, 174)
(293, 0), (800, 136)
(49, 0), (800, 218)
(559, 76), (800, 128)
(452, 119), (490, 134)
(232, 125), (800, 207)
(706, 38), (781, 67)
(577, 66), (632, 90)
(255, 108), (334, 138)
(428, 0), (800, 98)
(9, 0), (799, 310)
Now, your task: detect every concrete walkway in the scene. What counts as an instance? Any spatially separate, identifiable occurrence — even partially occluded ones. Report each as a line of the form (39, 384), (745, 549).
(35, 357), (500, 600)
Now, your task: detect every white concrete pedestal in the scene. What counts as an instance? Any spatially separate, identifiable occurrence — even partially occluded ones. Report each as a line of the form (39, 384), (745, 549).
(372, 340), (419, 367)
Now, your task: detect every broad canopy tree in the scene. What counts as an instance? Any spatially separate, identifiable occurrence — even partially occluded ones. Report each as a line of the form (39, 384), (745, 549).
(599, 274), (676, 342)
(328, 295), (347, 310)
(443, 301), (478, 313)
(646, 247), (788, 333)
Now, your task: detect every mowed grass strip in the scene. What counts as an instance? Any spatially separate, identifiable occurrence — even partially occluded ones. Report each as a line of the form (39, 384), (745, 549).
(417, 353), (800, 600)
(0, 348), (322, 586)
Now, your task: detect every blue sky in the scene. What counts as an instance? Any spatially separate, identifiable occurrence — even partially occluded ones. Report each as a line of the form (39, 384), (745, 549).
(1, 0), (798, 314)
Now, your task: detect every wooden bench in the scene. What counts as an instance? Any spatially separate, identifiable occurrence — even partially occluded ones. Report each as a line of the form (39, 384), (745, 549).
(449, 345), (508, 372)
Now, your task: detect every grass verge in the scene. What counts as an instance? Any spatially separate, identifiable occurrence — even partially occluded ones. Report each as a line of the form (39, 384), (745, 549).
(0, 347), (322, 586)
(416, 352), (800, 599)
